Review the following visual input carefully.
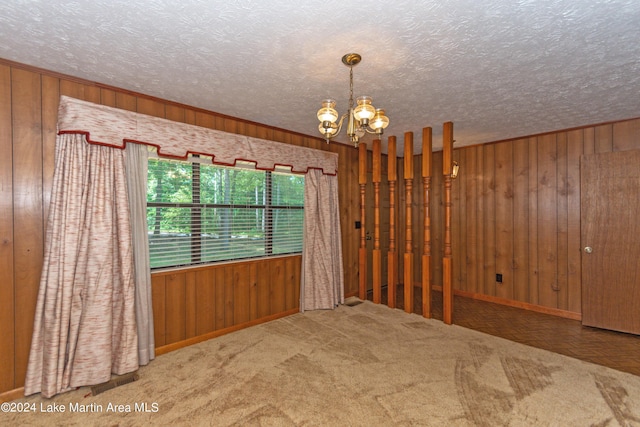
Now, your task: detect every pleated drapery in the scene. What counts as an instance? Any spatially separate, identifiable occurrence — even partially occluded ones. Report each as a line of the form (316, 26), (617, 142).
(125, 143), (155, 366)
(26, 96), (344, 397)
(300, 169), (345, 311)
(24, 134), (139, 398)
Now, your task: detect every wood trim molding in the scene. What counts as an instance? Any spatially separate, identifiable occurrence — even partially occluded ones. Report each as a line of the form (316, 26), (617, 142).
(156, 308), (299, 356)
(427, 284), (582, 321)
(453, 289), (582, 321)
(344, 290), (359, 299)
(0, 387), (25, 403)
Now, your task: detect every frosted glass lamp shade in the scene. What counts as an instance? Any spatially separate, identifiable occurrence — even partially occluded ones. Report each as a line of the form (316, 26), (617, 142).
(353, 96), (376, 121)
(317, 99), (339, 123)
(370, 108), (390, 132)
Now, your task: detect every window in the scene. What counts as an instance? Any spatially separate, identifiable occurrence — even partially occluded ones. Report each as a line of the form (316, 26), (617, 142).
(147, 157), (304, 269)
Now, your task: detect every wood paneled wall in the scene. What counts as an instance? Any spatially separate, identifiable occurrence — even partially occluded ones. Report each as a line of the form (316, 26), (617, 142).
(437, 120), (640, 316)
(151, 256), (301, 352)
(364, 119), (640, 319)
(0, 59), (360, 396)
(444, 119), (640, 318)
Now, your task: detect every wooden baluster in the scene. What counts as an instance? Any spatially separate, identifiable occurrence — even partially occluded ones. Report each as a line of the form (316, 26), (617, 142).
(358, 143), (368, 300)
(422, 127), (432, 318)
(387, 136), (397, 308)
(404, 132), (414, 313)
(443, 122), (454, 324)
(372, 139), (382, 303)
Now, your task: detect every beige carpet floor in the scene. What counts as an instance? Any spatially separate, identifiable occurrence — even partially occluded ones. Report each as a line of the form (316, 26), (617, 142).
(4, 299), (640, 426)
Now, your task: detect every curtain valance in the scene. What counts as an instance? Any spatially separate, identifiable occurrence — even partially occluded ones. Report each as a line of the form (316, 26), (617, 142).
(57, 96), (338, 175)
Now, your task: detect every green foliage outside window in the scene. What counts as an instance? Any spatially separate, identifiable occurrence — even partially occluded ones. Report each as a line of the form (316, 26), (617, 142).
(147, 158), (304, 269)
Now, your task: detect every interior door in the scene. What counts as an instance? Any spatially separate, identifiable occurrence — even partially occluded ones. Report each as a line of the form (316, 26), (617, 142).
(581, 150), (640, 334)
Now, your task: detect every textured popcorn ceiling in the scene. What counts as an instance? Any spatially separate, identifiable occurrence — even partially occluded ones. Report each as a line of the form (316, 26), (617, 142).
(1, 0), (639, 154)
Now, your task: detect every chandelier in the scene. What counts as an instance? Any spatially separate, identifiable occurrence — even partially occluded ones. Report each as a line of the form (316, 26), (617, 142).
(317, 53), (390, 146)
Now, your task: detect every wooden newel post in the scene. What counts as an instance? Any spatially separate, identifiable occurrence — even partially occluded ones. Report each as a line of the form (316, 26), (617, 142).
(387, 136), (397, 308)
(403, 132), (414, 313)
(358, 142), (368, 300)
(372, 139), (382, 304)
(442, 121), (454, 324)
(422, 127), (432, 318)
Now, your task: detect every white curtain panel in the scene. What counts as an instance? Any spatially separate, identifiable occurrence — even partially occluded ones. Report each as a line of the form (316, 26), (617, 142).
(125, 143), (155, 366)
(300, 169), (345, 312)
(24, 134), (138, 398)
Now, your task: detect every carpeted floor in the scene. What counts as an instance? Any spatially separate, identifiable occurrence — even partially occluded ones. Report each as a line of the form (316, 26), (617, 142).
(4, 299), (640, 426)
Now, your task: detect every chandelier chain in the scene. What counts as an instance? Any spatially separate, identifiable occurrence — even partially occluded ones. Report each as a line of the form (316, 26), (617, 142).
(348, 67), (354, 110)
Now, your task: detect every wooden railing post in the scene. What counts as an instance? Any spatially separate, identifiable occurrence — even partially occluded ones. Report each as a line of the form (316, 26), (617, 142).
(387, 136), (397, 308)
(372, 139), (382, 304)
(403, 132), (414, 313)
(442, 122), (454, 324)
(358, 142), (368, 300)
(422, 127), (432, 318)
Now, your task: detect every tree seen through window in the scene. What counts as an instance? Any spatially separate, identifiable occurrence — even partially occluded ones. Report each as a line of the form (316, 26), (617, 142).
(147, 158), (304, 269)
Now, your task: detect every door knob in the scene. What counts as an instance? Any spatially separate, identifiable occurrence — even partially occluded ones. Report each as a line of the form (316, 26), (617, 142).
(584, 246), (593, 254)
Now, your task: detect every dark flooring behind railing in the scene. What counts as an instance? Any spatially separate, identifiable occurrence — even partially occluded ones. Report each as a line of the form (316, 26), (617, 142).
(368, 286), (640, 377)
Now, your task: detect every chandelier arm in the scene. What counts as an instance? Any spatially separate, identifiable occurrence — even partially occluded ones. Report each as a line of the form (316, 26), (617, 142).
(333, 113), (349, 137)
(363, 126), (385, 135)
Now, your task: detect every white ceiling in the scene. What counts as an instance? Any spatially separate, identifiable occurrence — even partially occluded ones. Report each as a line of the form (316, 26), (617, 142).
(1, 0), (639, 154)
